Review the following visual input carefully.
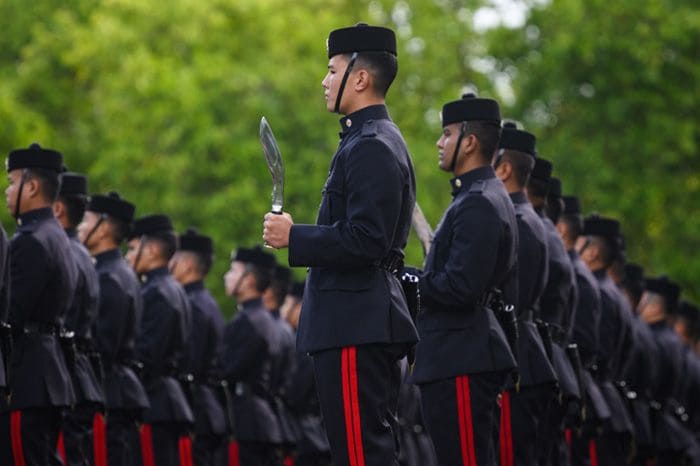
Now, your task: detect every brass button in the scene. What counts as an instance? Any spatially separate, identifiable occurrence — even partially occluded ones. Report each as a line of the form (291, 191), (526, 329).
(455, 179), (462, 188)
(345, 119), (352, 128)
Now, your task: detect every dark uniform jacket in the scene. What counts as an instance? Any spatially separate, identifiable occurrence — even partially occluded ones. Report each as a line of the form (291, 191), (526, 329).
(0, 226), (10, 389)
(183, 280), (226, 436)
(93, 248), (149, 412)
(135, 266), (193, 424)
(269, 310), (300, 446)
(221, 297), (281, 443)
(1, 207), (77, 411)
(510, 192), (557, 387)
(64, 229), (104, 406)
(592, 269), (634, 434)
(288, 104), (418, 353)
(410, 166), (518, 384)
(536, 213), (580, 400)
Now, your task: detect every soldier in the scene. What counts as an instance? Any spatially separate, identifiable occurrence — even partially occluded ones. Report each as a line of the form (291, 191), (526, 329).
(618, 263), (659, 465)
(492, 122), (558, 466)
(126, 214), (194, 466)
(0, 219), (8, 403)
(170, 228), (226, 466)
(263, 23), (418, 466)
(673, 301), (700, 462)
(556, 195), (610, 465)
(78, 192), (151, 466)
(282, 281), (332, 466)
(578, 215), (635, 465)
(0, 143), (77, 466)
(262, 263), (300, 461)
(221, 246), (282, 465)
(405, 94), (518, 465)
(53, 172), (106, 466)
(526, 159), (580, 466)
(640, 276), (695, 465)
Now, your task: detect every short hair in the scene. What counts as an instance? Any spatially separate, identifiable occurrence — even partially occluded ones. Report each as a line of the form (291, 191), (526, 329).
(247, 264), (273, 293)
(588, 235), (619, 268)
(269, 277), (290, 308)
(145, 231), (178, 261)
(496, 149), (534, 187)
(463, 121), (502, 162)
(189, 251), (213, 276)
(104, 216), (130, 244)
(26, 168), (60, 202)
(559, 213), (583, 240)
(58, 194), (87, 228)
(344, 51), (398, 97)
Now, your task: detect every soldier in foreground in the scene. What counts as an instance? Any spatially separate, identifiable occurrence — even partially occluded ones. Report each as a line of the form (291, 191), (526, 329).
(409, 94), (518, 465)
(0, 144), (77, 466)
(263, 23), (418, 466)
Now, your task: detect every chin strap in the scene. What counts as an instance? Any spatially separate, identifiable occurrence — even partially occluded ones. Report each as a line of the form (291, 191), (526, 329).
(449, 122), (468, 173)
(334, 52), (358, 114)
(132, 235), (147, 275)
(82, 214), (106, 247)
(232, 264), (252, 298)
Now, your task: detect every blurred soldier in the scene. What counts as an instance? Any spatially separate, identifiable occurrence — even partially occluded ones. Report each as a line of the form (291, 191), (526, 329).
(170, 228), (226, 466)
(640, 277), (696, 465)
(79, 192), (151, 466)
(578, 216), (635, 465)
(526, 159), (580, 466)
(673, 301), (700, 461)
(556, 196), (610, 465)
(126, 214), (194, 466)
(262, 263), (300, 462)
(54, 172), (106, 466)
(407, 94), (518, 465)
(493, 122), (558, 466)
(283, 281), (332, 466)
(263, 23), (418, 466)
(0, 210), (8, 403)
(0, 143), (77, 466)
(618, 263), (659, 465)
(222, 246), (282, 466)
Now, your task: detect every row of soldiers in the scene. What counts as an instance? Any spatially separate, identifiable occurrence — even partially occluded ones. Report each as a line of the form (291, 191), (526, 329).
(0, 143), (334, 466)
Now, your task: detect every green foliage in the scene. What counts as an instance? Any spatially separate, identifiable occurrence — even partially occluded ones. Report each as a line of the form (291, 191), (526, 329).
(1, 0), (697, 310)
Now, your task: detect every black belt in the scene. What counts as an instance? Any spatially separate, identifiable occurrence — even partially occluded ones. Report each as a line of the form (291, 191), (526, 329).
(23, 321), (59, 336)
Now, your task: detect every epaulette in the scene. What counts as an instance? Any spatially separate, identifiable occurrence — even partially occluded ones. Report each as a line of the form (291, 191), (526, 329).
(361, 119), (378, 138)
(468, 179), (485, 194)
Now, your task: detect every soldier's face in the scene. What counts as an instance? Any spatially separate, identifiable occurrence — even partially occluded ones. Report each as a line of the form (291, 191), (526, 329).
(322, 54), (349, 113)
(78, 211), (99, 247)
(224, 261), (244, 296)
(125, 238), (142, 271)
(5, 170), (22, 214)
(436, 123), (461, 172)
(169, 252), (192, 283)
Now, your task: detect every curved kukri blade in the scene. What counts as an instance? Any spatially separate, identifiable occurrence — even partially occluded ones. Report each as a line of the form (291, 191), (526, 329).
(260, 117), (285, 214)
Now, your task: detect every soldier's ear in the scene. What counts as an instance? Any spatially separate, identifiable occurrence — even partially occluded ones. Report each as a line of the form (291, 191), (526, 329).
(353, 68), (371, 93)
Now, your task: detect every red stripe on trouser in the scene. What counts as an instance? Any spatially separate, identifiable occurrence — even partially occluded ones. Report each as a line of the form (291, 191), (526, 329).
(456, 376), (477, 466)
(499, 391), (513, 466)
(283, 456), (295, 466)
(57, 430), (66, 465)
(93, 413), (108, 466)
(228, 440), (240, 466)
(140, 424), (155, 466)
(341, 347), (366, 466)
(588, 439), (599, 466)
(564, 428), (572, 465)
(10, 411), (27, 466)
(179, 435), (194, 466)
(499, 393), (506, 466)
(348, 347), (365, 466)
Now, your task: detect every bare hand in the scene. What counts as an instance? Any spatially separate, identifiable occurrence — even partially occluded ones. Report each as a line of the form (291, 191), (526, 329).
(263, 212), (293, 249)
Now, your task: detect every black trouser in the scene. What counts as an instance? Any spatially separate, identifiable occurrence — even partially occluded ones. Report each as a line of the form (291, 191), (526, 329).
(193, 433), (224, 466)
(499, 384), (552, 466)
(295, 452), (333, 466)
(312, 343), (405, 466)
(237, 441), (283, 466)
(104, 409), (141, 466)
(0, 408), (62, 466)
(419, 371), (507, 466)
(63, 403), (99, 466)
